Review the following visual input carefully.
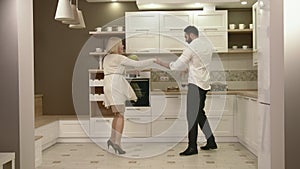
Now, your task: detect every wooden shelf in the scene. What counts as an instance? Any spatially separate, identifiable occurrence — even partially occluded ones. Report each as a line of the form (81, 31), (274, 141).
(89, 31), (125, 35)
(228, 29), (253, 33)
(227, 48), (254, 53)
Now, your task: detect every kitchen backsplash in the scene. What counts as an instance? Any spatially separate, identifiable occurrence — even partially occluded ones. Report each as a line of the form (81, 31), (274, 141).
(140, 53), (258, 91)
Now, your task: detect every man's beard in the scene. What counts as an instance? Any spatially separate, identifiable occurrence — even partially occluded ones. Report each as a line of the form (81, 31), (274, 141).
(186, 37), (192, 44)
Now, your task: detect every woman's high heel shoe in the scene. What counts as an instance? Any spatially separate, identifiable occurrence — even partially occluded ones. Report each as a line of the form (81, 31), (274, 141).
(107, 140), (114, 150)
(112, 143), (126, 154)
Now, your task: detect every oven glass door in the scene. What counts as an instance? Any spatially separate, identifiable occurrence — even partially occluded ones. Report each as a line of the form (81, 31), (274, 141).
(125, 78), (150, 107)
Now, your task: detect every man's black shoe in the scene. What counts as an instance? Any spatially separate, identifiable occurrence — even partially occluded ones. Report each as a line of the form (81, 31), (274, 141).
(179, 147), (198, 156)
(200, 142), (218, 150)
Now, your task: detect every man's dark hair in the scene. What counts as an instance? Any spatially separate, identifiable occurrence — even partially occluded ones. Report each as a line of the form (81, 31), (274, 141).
(184, 26), (199, 36)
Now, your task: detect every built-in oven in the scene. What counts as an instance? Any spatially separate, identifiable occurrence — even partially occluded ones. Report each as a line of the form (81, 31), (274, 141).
(125, 78), (150, 107)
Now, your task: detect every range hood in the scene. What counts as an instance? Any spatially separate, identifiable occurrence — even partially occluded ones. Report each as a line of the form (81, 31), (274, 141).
(136, 0), (240, 10)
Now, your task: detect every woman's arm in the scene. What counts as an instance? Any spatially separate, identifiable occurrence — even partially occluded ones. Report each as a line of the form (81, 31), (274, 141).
(120, 55), (156, 68)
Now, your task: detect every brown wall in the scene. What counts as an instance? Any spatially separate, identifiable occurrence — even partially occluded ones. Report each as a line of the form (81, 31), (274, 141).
(0, 0), (20, 168)
(33, 0), (138, 115)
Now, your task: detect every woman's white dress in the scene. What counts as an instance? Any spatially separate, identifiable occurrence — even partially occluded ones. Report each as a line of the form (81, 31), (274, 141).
(103, 54), (155, 107)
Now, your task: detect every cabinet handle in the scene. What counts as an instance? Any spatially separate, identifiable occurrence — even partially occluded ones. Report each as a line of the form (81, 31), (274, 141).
(96, 119), (110, 123)
(127, 118), (141, 120)
(204, 28), (218, 31)
(250, 98), (257, 102)
(127, 108), (141, 111)
(169, 50), (183, 53)
(243, 97), (250, 101)
(164, 117), (178, 120)
(165, 96), (179, 98)
(135, 29), (149, 31)
(170, 28), (183, 31)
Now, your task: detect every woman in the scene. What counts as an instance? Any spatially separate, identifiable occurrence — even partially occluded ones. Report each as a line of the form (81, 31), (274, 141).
(103, 37), (156, 154)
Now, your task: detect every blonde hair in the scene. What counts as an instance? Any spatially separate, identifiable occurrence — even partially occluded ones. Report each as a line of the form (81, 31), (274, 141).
(106, 37), (122, 54)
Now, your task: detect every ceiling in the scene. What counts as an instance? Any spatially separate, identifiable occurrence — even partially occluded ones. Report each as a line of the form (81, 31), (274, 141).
(86, 0), (258, 9)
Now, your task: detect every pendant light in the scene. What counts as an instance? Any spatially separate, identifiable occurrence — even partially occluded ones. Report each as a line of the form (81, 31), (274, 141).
(69, 0), (86, 29)
(62, 0), (80, 24)
(55, 0), (74, 21)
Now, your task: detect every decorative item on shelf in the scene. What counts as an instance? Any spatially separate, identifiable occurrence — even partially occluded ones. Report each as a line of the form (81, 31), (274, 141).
(69, 0), (86, 29)
(242, 45), (248, 50)
(117, 26), (123, 32)
(232, 45), (238, 50)
(54, 0), (74, 21)
(106, 26), (112, 32)
(249, 23), (253, 29)
(239, 24), (245, 30)
(96, 48), (102, 52)
(95, 27), (102, 32)
(61, 0), (79, 25)
(229, 24), (236, 30)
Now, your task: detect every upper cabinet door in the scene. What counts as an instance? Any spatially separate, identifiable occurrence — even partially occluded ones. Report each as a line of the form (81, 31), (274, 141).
(193, 10), (228, 31)
(125, 12), (160, 53)
(159, 11), (193, 52)
(125, 12), (159, 33)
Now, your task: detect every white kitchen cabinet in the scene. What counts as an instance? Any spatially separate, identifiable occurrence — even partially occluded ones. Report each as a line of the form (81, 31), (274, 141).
(89, 118), (112, 138)
(151, 94), (187, 138)
(194, 10), (228, 52)
(35, 121), (59, 150)
(59, 120), (89, 138)
(236, 96), (259, 155)
(125, 12), (160, 53)
(201, 115), (234, 137)
(205, 95), (235, 116)
(152, 116), (187, 137)
(194, 10), (227, 31)
(202, 95), (234, 137)
(125, 10), (228, 53)
(159, 11), (193, 52)
(151, 95), (186, 120)
(123, 117), (152, 138)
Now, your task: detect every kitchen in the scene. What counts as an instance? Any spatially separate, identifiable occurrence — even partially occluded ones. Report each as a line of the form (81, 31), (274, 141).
(0, 0), (291, 169)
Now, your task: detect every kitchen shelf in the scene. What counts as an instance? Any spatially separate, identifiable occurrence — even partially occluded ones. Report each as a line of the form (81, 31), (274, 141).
(89, 52), (107, 56)
(226, 48), (255, 54)
(228, 29), (253, 33)
(89, 31), (125, 35)
(89, 69), (103, 73)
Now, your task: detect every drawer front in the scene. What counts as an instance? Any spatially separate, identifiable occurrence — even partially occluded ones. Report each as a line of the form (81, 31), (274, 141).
(198, 116), (234, 137)
(152, 117), (187, 137)
(59, 120), (89, 138)
(123, 117), (152, 138)
(205, 95), (234, 116)
(90, 118), (112, 137)
(151, 95), (186, 119)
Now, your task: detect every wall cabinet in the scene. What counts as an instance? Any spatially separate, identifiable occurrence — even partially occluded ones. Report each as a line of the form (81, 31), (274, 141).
(125, 12), (160, 53)
(125, 10), (228, 53)
(159, 11), (193, 52)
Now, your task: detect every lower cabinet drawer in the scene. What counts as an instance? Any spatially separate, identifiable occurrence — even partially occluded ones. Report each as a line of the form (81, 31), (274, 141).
(151, 117), (187, 137)
(59, 120), (89, 138)
(198, 115), (234, 137)
(90, 118), (112, 137)
(123, 117), (152, 138)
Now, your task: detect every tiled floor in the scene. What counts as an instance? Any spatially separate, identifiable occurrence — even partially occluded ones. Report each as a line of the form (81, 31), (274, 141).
(37, 142), (257, 169)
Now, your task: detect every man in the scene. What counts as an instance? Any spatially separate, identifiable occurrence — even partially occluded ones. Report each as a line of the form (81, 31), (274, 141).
(155, 26), (217, 156)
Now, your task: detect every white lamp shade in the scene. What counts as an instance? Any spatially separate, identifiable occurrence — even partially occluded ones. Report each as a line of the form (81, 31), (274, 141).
(62, 5), (80, 24)
(69, 10), (86, 29)
(55, 0), (74, 21)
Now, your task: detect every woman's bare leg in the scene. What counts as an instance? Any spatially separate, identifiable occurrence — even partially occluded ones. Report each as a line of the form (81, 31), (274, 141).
(114, 113), (124, 146)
